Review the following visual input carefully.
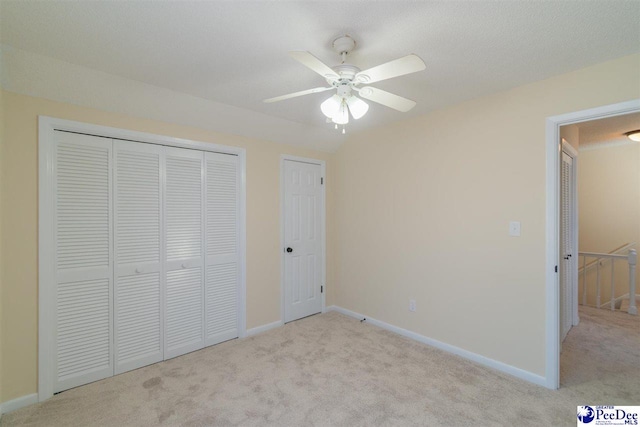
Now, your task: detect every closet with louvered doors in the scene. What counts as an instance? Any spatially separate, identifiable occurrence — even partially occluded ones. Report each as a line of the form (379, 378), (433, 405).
(48, 129), (241, 394)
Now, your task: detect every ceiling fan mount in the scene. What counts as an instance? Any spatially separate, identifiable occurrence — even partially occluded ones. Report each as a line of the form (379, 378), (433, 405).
(332, 34), (357, 56)
(264, 34), (426, 129)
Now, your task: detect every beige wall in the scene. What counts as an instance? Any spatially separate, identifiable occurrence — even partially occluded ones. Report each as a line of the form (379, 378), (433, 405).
(332, 54), (640, 377)
(0, 90), (333, 402)
(578, 142), (640, 303)
(579, 143), (639, 252)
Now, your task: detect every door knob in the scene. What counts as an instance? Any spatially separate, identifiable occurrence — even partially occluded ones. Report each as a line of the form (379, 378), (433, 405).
(286, 247), (293, 253)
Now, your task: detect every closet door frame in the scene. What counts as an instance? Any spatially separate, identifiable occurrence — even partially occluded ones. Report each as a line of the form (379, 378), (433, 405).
(38, 116), (246, 402)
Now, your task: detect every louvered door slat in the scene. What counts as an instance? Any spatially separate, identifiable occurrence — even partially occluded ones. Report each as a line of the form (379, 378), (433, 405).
(54, 131), (113, 392)
(113, 141), (163, 374)
(164, 147), (205, 359)
(205, 153), (239, 346)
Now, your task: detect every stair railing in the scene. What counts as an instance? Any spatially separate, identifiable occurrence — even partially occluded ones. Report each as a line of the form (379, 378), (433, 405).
(578, 247), (637, 315)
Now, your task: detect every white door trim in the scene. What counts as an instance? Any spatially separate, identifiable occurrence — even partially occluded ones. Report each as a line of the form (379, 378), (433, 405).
(38, 116), (247, 402)
(544, 99), (640, 389)
(280, 155), (326, 323)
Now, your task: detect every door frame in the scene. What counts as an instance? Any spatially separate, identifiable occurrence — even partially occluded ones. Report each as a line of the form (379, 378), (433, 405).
(544, 99), (640, 389)
(38, 116), (247, 402)
(280, 155), (326, 323)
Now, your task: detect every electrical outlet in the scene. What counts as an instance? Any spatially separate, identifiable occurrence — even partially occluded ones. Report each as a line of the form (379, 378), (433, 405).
(409, 299), (416, 312)
(509, 221), (521, 237)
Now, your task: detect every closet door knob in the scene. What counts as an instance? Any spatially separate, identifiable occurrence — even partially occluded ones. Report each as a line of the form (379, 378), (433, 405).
(181, 263), (188, 269)
(135, 268), (143, 274)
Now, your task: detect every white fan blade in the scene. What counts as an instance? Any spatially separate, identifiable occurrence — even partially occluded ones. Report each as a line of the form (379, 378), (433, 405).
(355, 54), (426, 84)
(289, 51), (339, 81)
(264, 86), (333, 103)
(357, 87), (416, 112)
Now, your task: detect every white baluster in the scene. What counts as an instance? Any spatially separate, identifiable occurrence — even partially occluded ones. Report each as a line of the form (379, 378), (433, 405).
(596, 259), (601, 308)
(582, 255), (587, 306)
(628, 249), (637, 315)
(610, 258), (615, 311)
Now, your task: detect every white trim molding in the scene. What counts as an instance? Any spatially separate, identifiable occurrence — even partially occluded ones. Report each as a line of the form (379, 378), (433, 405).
(544, 99), (640, 390)
(279, 155), (327, 324)
(326, 306), (547, 387)
(0, 393), (39, 416)
(38, 116), (248, 401)
(246, 320), (284, 337)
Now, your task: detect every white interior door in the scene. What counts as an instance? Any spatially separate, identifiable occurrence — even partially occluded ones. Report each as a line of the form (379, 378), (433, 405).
(164, 147), (205, 359)
(113, 140), (163, 374)
(283, 160), (323, 323)
(53, 131), (114, 392)
(560, 148), (577, 343)
(204, 152), (240, 345)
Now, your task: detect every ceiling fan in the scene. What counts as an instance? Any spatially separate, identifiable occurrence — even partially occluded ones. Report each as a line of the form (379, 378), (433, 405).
(264, 35), (426, 132)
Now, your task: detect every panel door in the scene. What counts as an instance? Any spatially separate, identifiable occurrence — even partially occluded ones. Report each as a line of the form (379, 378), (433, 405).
(204, 152), (240, 346)
(560, 151), (575, 343)
(113, 141), (163, 374)
(53, 131), (113, 392)
(283, 160), (323, 322)
(164, 147), (205, 359)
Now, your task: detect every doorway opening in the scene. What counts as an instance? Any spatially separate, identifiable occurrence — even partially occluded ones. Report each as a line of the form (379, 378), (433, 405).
(558, 112), (640, 387)
(545, 100), (640, 389)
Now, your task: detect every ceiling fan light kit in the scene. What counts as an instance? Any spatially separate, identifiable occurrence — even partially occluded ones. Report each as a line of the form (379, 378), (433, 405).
(626, 130), (640, 142)
(264, 34), (426, 133)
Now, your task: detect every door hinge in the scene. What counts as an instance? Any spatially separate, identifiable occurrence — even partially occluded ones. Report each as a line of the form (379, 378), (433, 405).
(321, 285), (324, 293)
(555, 265), (558, 273)
(321, 177), (324, 185)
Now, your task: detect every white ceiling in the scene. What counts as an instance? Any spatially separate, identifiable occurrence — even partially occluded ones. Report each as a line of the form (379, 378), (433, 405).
(1, 1), (639, 147)
(577, 112), (640, 148)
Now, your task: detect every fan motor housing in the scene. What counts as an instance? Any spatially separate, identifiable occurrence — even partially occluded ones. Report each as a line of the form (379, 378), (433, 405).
(329, 64), (360, 84)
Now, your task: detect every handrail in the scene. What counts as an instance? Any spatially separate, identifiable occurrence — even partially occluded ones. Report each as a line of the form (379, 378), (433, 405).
(578, 248), (637, 315)
(579, 242), (635, 273)
(579, 252), (628, 259)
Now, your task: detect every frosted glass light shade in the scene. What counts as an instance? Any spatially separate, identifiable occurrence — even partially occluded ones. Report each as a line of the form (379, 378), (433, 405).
(346, 96), (369, 120)
(332, 100), (349, 124)
(627, 130), (640, 142)
(321, 95), (341, 118)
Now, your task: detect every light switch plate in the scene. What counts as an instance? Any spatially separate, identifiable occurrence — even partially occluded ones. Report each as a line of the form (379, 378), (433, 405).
(509, 221), (521, 237)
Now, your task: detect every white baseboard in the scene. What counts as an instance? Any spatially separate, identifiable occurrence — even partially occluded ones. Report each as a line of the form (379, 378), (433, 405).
(0, 393), (38, 416)
(326, 305), (548, 388)
(246, 319), (283, 337)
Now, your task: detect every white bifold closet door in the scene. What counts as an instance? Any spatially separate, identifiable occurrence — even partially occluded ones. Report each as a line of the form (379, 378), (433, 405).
(113, 141), (163, 374)
(164, 147), (206, 359)
(205, 152), (240, 346)
(49, 130), (241, 392)
(53, 131), (114, 393)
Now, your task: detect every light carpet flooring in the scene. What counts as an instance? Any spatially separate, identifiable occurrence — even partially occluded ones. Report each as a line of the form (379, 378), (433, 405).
(2, 307), (638, 426)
